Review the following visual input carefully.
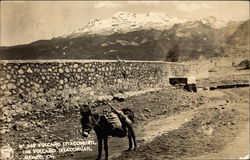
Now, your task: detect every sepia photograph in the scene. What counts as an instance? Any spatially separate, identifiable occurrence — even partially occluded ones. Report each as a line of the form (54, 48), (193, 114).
(0, 1), (249, 160)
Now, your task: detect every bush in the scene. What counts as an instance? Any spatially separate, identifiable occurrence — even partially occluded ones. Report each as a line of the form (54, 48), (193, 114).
(238, 59), (249, 69)
(164, 45), (179, 62)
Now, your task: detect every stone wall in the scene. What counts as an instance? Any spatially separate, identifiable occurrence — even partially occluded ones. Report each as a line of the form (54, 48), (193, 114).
(0, 60), (191, 97)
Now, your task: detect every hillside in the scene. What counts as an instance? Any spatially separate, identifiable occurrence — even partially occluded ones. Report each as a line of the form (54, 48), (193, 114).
(226, 20), (249, 46)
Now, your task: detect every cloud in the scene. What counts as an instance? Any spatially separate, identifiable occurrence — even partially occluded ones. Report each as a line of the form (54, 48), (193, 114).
(176, 2), (211, 13)
(127, 1), (162, 6)
(94, 2), (122, 9)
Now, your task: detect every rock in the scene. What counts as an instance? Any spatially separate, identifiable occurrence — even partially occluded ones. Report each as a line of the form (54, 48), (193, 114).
(97, 95), (113, 101)
(33, 83), (40, 88)
(77, 68), (82, 72)
(19, 79), (25, 84)
(1, 84), (6, 90)
(36, 122), (43, 128)
(18, 69), (24, 74)
(15, 107), (26, 115)
(140, 114), (147, 121)
(36, 134), (44, 140)
(7, 83), (16, 89)
(65, 67), (70, 73)
(6, 74), (11, 79)
(76, 74), (81, 80)
(4, 116), (12, 123)
(73, 64), (78, 68)
(34, 68), (41, 72)
(59, 86), (63, 90)
(59, 79), (64, 85)
(59, 63), (63, 67)
(83, 68), (88, 72)
(27, 68), (33, 73)
(64, 84), (70, 89)
(31, 91), (38, 98)
(0, 128), (8, 134)
(59, 68), (64, 73)
(48, 68), (53, 72)
(202, 126), (213, 136)
(144, 108), (151, 112)
(89, 68), (95, 72)
(13, 121), (29, 131)
(23, 103), (33, 111)
(64, 78), (68, 83)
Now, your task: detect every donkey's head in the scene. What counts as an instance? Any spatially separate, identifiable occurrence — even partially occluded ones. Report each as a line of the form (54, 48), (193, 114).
(80, 104), (99, 137)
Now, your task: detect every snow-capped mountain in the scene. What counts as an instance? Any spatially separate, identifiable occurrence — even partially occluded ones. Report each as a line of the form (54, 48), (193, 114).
(201, 16), (227, 29)
(0, 12), (247, 60)
(68, 12), (189, 37)
(67, 12), (229, 38)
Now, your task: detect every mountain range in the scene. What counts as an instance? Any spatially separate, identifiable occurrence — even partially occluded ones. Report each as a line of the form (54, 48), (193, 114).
(0, 12), (249, 61)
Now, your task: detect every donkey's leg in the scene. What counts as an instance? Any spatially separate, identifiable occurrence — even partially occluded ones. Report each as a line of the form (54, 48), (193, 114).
(96, 136), (102, 160)
(104, 136), (109, 160)
(126, 130), (132, 151)
(130, 127), (137, 150)
(127, 136), (133, 151)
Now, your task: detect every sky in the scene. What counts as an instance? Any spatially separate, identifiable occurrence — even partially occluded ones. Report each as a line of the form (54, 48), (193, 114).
(1, 1), (249, 46)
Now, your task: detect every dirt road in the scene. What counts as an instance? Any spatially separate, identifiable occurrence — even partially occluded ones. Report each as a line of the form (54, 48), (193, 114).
(192, 122), (249, 160)
(191, 88), (249, 160)
(114, 87), (249, 160)
(60, 87), (249, 160)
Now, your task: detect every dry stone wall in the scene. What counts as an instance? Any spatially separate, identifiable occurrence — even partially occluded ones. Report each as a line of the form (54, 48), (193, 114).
(0, 60), (191, 97)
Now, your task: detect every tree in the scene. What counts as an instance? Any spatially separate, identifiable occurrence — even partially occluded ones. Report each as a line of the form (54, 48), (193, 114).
(164, 45), (179, 62)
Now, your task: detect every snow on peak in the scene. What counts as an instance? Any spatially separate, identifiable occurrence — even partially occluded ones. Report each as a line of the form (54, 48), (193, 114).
(69, 12), (188, 37)
(112, 11), (137, 19)
(201, 16), (227, 29)
(202, 16), (217, 23)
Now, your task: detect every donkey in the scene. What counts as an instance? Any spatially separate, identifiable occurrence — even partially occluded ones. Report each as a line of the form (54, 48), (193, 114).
(80, 104), (137, 160)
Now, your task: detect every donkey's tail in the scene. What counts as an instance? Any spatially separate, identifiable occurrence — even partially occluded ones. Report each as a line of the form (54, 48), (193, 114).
(121, 108), (135, 123)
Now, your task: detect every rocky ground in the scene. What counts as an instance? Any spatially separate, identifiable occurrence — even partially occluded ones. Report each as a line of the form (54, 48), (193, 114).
(194, 57), (249, 88)
(113, 87), (249, 160)
(115, 102), (248, 159)
(0, 86), (203, 160)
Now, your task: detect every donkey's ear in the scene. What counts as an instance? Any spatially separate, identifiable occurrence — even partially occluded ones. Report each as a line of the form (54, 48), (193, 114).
(88, 109), (92, 115)
(93, 114), (99, 120)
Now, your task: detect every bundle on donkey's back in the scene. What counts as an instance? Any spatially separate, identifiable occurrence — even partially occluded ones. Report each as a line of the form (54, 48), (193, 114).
(79, 101), (137, 160)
